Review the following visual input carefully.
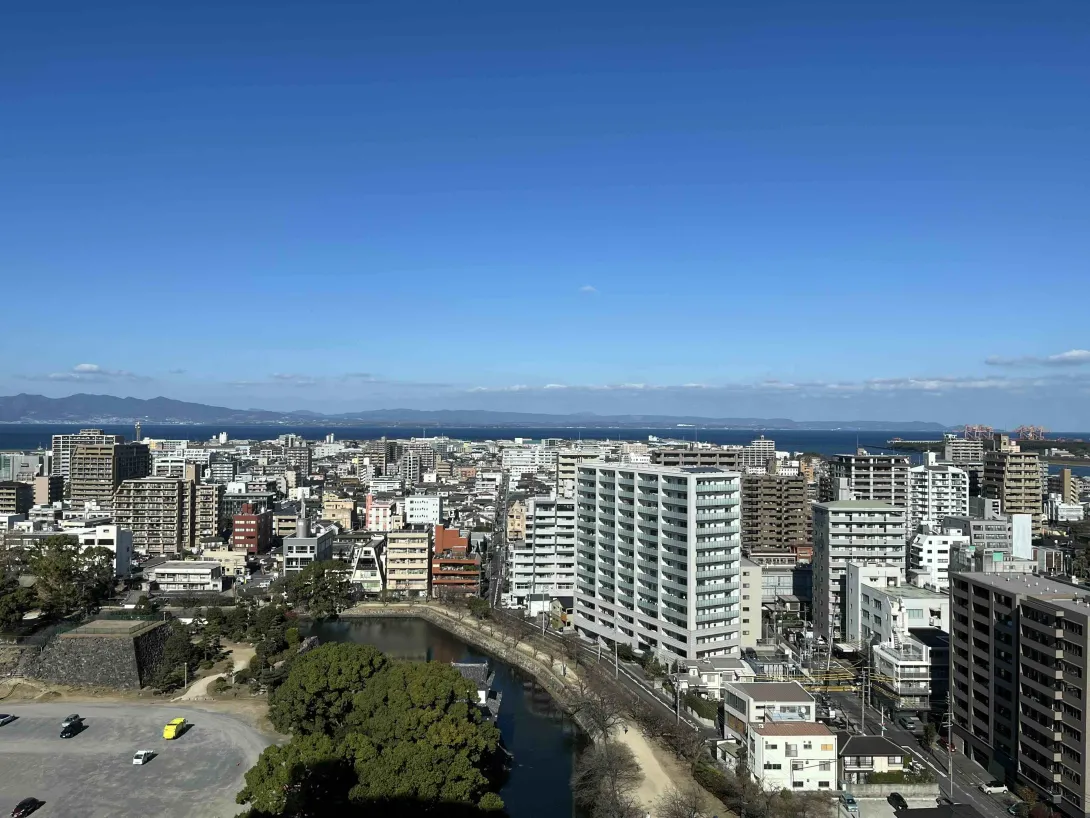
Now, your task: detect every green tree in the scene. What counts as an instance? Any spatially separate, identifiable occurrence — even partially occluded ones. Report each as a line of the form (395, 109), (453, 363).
(236, 733), (355, 817)
(0, 577), (37, 630)
(27, 536), (116, 616)
(466, 598), (491, 620)
(151, 619), (203, 692)
(922, 722), (938, 751)
(269, 643), (389, 736)
(284, 561), (352, 620)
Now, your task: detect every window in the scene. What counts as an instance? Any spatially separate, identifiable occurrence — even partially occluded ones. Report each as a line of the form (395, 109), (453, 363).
(907, 609), (924, 620)
(819, 781), (830, 789)
(764, 763), (782, 770)
(821, 744), (834, 752)
(793, 782), (805, 788)
(820, 761), (831, 771)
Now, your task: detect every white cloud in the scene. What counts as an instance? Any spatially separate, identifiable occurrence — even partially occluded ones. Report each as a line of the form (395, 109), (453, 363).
(985, 349), (1090, 367)
(579, 285), (597, 293)
(20, 363), (149, 382)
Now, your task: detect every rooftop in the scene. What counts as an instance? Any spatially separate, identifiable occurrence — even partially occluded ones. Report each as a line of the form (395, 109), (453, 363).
(64, 619), (163, 638)
(952, 571), (1081, 597)
(725, 681), (813, 702)
(153, 560), (222, 570)
(839, 735), (905, 757)
(751, 722), (833, 736)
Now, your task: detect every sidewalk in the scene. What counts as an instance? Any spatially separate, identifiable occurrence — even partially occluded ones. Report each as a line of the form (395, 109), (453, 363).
(174, 645), (254, 702)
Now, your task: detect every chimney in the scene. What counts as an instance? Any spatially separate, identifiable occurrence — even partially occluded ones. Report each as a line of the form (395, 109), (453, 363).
(296, 498), (308, 538)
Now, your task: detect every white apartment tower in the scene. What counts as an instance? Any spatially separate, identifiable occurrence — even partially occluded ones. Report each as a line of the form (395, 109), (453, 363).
(812, 500), (907, 643)
(825, 452), (910, 508)
(907, 459), (969, 533)
(574, 464), (742, 661)
(509, 496), (576, 604)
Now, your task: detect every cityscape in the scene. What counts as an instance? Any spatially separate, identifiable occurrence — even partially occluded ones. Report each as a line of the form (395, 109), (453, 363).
(3, 1), (1089, 817)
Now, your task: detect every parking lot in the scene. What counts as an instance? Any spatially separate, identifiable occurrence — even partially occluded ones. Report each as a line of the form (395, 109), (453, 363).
(0, 702), (271, 818)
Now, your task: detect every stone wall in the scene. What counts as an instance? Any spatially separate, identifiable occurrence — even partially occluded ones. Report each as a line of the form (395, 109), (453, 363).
(28, 622), (169, 690)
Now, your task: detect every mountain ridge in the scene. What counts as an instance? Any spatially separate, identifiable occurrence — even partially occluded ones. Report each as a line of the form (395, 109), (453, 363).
(0, 393), (951, 431)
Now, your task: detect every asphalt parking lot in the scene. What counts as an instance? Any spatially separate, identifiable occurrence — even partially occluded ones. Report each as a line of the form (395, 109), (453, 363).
(0, 703), (271, 818)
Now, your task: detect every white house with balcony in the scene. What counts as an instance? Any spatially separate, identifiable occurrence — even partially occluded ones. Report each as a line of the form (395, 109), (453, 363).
(748, 722), (837, 791)
(721, 681), (816, 740)
(149, 561), (226, 593)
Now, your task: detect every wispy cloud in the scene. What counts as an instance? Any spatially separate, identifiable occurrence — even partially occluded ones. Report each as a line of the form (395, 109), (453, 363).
(19, 363), (150, 382)
(579, 285), (597, 294)
(228, 372), (450, 389)
(985, 349), (1090, 368)
(167, 368), (187, 375)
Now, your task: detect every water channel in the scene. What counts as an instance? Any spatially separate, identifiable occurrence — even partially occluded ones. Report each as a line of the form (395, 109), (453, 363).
(304, 617), (585, 817)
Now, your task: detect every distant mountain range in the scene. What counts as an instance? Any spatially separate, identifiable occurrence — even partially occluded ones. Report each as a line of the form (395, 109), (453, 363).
(0, 393), (951, 431)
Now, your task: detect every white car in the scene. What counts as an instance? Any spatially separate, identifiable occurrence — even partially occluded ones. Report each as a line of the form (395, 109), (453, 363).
(979, 781), (1008, 795)
(0, 713), (15, 726)
(132, 750), (154, 765)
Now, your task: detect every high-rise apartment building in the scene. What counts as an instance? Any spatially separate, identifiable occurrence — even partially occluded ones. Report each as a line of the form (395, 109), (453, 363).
(69, 442), (149, 508)
(193, 482), (225, 540)
(114, 477), (192, 556)
(823, 452), (910, 508)
(739, 557), (763, 648)
(33, 474), (64, 506)
(948, 572), (1090, 818)
(574, 463), (742, 661)
(509, 495), (576, 605)
(741, 473), (809, 548)
(51, 429), (124, 481)
(944, 438), (985, 466)
(907, 460), (969, 533)
(650, 447), (741, 469)
(812, 500), (907, 643)
(739, 436), (776, 470)
(984, 447), (1043, 536)
(0, 481), (33, 515)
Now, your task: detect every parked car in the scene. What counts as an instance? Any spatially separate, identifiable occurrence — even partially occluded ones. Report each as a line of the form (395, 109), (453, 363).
(132, 750), (154, 765)
(163, 717), (187, 740)
(939, 736), (956, 753)
(840, 794), (859, 813)
(1008, 805), (1025, 816)
(59, 721), (83, 739)
(898, 716), (921, 733)
(10, 798), (42, 818)
(0, 714), (16, 726)
(60, 714), (81, 729)
(889, 793), (909, 811)
(980, 781), (1008, 795)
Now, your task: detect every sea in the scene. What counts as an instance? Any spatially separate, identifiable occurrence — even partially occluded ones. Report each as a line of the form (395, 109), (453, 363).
(1, 423), (1086, 465)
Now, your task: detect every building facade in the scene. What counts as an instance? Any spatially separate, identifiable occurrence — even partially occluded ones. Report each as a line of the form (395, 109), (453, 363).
(741, 473), (810, 549)
(51, 429), (124, 481)
(574, 463), (742, 662)
(69, 442), (150, 508)
(508, 495), (576, 606)
(431, 525), (480, 597)
(824, 452), (910, 508)
(385, 529), (431, 597)
(0, 481), (33, 515)
(984, 449), (1044, 536)
(908, 461), (969, 534)
(113, 477), (192, 556)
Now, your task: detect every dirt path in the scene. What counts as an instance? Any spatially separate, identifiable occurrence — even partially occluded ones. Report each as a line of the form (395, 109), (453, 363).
(615, 721), (674, 812)
(175, 645), (255, 702)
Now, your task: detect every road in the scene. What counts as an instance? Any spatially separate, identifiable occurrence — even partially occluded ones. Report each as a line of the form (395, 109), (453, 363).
(0, 702), (271, 818)
(825, 690), (1012, 818)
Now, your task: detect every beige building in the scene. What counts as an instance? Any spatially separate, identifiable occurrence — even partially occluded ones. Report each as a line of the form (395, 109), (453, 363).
(506, 498), (527, 541)
(739, 557), (763, 648)
(385, 529), (431, 597)
(193, 482), (224, 540)
(741, 473), (809, 548)
(114, 477), (192, 556)
(984, 446), (1043, 536)
(322, 496), (357, 530)
(51, 428), (124, 482)
(33, 474), (64, 506)
(201, 548), (248, 577)
(823, 451), (910, 508)
(70, 442), (149, 508)
(650, 447), (741, 469)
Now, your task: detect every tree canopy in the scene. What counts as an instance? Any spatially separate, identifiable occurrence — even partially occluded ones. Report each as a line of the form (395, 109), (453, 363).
(282, 560), (353, 620)
(26, 535), (116, 617)
(241, 644), (506, 817)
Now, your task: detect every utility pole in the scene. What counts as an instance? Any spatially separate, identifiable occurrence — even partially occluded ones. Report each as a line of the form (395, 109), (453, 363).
(614, 640), (619, 679)
(946, 693), (955, 800)
(859, 667), (866, 732)
(675, 683), (680, 725)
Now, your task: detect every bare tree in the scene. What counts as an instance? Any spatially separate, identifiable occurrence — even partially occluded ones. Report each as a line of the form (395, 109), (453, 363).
(655, 783), (712, 818)
(572, 740), (645, 818)
(570, 683), (628, 741)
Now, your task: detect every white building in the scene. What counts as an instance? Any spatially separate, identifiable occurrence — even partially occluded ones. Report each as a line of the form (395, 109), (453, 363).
(908, 458), (969, 534)
(825, 452), (911, 508)
(812, 500), (907, 644)
(748, 722), (837, 792)
(282, 519), (335, 574)
(149, 560), (226, 592)
(366, 500), (401, 532)
(844, 563), (949, 645)
(369, 476), (403, 493)
(722, 681), (816, 740)
(908, 521), (969, 592)
(676, 657), (757, 700)
(508, 496), (576, 606)
(1047, 493), (1085, 523)
(404, 494), (443, 527)
(347, 540), (385, 594)
(574, 464), (742, 661)
(740, 436), (776, 471)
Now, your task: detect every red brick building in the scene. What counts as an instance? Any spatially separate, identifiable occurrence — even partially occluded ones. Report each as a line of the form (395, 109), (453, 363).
(231, 503), (273, 554)
(431, 525), (480, 597)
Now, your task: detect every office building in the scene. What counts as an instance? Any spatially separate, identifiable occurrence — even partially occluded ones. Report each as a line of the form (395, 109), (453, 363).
(385, 529), (431, 597)
(69, 442), (149, 508)
(114, 477), (192, 556)
(574, 463), (742, 662)
(230, 503), (273, 553)
(823, 452), (910, 508)
(844, 563), (948, 645)
(739, 557), (763, 648)
(651, 447), (741, 469)
(908, 458), (969, 533)
(983, 444), (1043, 536)
(431, 525), (481, 597)
(1048, 493), (1085, 524)
(51, 429), (124, 481)
(812, 500), (907, 643)
(0, 481), (33, 515)
(741, 473), (809, 548)
(948, 572), (1090, 817)
(509, 495), (576, 606)
(405, 494), (443, 527)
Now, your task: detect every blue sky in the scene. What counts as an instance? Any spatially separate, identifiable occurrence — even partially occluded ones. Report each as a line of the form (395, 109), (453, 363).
(2, 1), (1088, 427)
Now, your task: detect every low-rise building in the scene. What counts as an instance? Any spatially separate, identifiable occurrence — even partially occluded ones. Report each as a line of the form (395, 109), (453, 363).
(282, 518), (335, 575)
(202, 548), (249, 578)
(405, 494), (443, 527)
(347, 539), (385, 595)
(149, 560), (226, 593)
(722, 681), (816, 740)
(386, 529), (431, 597)
(748, 722), (837, 792)
(431, 525), (480, 597)
(230, 504), (273, 553)
(68, 524), (133, 577)
(676, 657), (757, 700)
(838, 735), (907, 785)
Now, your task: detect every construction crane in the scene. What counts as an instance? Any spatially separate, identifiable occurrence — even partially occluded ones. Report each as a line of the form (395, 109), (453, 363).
(962, 424), (994, 441)
(1014, 425), (1046, 441)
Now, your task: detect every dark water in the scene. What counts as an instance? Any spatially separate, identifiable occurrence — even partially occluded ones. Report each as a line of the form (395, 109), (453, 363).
(302, 617), (584, 818)
(0, 423), (1022, 458)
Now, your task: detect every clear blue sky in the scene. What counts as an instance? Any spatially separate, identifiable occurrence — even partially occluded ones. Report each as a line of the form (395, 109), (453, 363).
(2, 0), (1088, 427)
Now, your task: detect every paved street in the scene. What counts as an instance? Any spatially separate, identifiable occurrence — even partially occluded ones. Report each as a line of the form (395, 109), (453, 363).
(0, 703), (270, 818)
(825, 690), (1013, 818)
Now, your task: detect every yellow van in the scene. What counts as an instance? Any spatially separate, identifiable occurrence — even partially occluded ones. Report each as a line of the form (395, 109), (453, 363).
(162, 718), (187, 740)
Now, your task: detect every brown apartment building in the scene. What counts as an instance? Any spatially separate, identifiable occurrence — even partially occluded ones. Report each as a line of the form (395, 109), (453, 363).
(69, 442), (149, 508)
(431, 524), (480, 597)
(650, 447), (741, 469)
(0, 481), (33, 515)
(741, 473), (810, 549)
(984, 444), (1043, 536)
